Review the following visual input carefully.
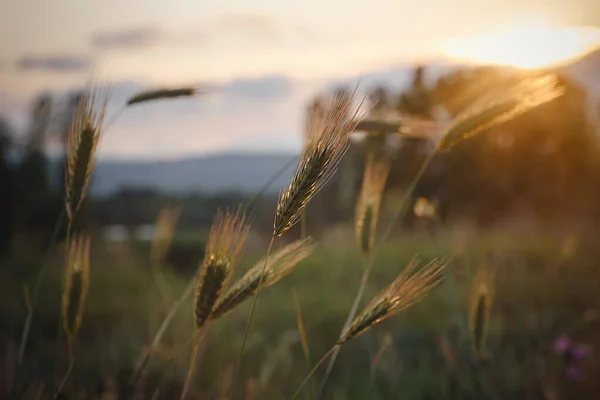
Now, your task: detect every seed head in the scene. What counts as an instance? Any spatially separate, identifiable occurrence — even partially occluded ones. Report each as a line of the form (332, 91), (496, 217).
(62, 235), (91, 341)
(194, 206), (250, 328)
(126, 87), (199, 106)
(439, 73), (565, 150)
(211, 238), (314, 319)
(150, 206), (181, 267)
(274, 84), (366, 236)
(355, 152), (390, 255)
(65, 83), (108, 220)
(339, 258), (444, 344)
(468, 266), (495, 358)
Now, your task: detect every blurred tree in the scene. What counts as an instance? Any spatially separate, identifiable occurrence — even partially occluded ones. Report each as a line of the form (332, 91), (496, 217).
(14, 94), (61, 247)
(397, 66), (433, 118)
(0, 118), (15, 255)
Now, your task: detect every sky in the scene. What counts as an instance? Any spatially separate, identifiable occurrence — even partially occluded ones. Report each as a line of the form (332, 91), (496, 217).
(1, 0), (600, 160)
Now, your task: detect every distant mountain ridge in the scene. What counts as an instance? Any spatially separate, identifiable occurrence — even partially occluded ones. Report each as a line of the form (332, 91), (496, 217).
(85, 153), (298, 196)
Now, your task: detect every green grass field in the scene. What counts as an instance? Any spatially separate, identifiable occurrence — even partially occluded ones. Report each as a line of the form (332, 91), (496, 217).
(3, 226), (599, 399)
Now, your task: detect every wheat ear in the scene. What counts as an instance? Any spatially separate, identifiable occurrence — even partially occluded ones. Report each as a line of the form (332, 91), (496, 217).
(65, 83), (108, 221)
(232, 82), (365, 397)
(355, 151), (390, 255)
(339, 258), (445, 343)
(126, 87), (198, 106)
(211, 238), (314, 319)
(181, 206), (249, 399)
(468, 266), (495, 358)
(61, 234), (91, 341)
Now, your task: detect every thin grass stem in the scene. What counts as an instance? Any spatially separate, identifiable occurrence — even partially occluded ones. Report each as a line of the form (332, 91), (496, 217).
(231, 235), (275, 398)
(180, 327), (209, 400)
(17, 208), (66, 366)
(292, 345), (339, 400)
(317, 253), (372, 398)
(131, 162), (293, 387)
(316, 146), (438, 397)
(53, 342), (74, 398)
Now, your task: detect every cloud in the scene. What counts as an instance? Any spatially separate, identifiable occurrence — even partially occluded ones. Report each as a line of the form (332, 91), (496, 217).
(16, 55), (92, 72)
(92, 26), (172, 50)
(219, 75), (294, 101)
(89, 14), (318, 51)
(216, 13), (281, 39)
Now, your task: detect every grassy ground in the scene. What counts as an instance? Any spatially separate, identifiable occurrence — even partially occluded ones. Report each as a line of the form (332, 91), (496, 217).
(2, 226), (600, 399)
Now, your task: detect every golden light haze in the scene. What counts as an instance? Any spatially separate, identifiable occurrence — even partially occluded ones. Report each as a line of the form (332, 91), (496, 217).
(442, 16), (600, 69)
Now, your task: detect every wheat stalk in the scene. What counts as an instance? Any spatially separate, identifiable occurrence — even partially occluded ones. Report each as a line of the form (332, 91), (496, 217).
(439, 73), (565, 150)
(293, 258), (445, 399)
(339, 258), (445, 344)
(193, 206), (250, 328)
(233, 83), (365, 396)
(126, 87), (198, 106)
(274, 84), (366, 237)
(150, 206), (181, 267)
(65, 83), (108, 221)
(468, 265), (495, 358)
(355, 151), (390, 255)
(181, 206), (250, 399)
(211, 238), (314, 319)
(61, 234), (91, 342)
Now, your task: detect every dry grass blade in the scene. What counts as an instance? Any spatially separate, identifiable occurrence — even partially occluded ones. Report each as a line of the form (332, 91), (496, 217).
(274, 84), (366, 236)
(65, 83), (108, 220)
(468, 266), (495, 358)
(355, 152), (390, 255)
(193, 206), (250, 328)
(293, 289), (311, 362)
(150, 206), (181, 267)
(339, 258), (445, 344)
(211, 238), (315, 319)
(126, 87), (197, 106)
(61, 235), (91, 341)
(438, 73), (565, 150)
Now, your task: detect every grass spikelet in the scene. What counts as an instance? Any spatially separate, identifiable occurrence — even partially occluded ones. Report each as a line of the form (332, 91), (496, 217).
(274, 84), (366, 237)
(211, 238), (315, 319)
(61, 234), (91, 341)
(468, 266), (495, 358)
(150, 206), (181, 267)
(126, 87), (197, 106)
(338, 258), (445, 344)
(193, 206), (249, 328)
(355, 152), (390, 255)
(65, 83), (108, 220)
(439, 73), (565, 150)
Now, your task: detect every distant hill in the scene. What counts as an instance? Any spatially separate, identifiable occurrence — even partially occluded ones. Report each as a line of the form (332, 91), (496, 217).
(85, 153), (298, 196)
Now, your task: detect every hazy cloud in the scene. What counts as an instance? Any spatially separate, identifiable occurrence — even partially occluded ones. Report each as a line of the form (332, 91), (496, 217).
(92, 26), (171, 50)
(89, 14), (317, 51)
(220, 75), (294, 100)
(16, 55), (92, 72)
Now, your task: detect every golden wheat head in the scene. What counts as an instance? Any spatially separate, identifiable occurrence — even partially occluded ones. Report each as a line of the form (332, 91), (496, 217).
(339, 258), (445, 344)
(274, 84), (366, 237)
(438, 73), (565, 150)
(194, 206), (250, 328)
(355, 151), (390, 255)
(211, 238), (315, 320)
(65, 83), (108, 220)
(126, 87), (198, 106)
(468, 265), (495, 357)
(150, 206), (181, 267)
(62, 234), (91, 341)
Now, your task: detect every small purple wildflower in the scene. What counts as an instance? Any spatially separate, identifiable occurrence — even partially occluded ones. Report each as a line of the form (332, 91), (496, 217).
(554, 335), (591, 381)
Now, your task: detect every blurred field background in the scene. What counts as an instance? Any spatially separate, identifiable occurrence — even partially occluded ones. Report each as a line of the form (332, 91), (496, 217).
(3, 3), (600, 398)
(3, 59), (600, 399)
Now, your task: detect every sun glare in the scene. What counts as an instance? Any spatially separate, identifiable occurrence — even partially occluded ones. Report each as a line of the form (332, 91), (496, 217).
(442, 19), (600, 69)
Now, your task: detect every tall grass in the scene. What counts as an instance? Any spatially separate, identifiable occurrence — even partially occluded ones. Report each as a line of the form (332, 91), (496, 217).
(8, 71), (570, 399)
